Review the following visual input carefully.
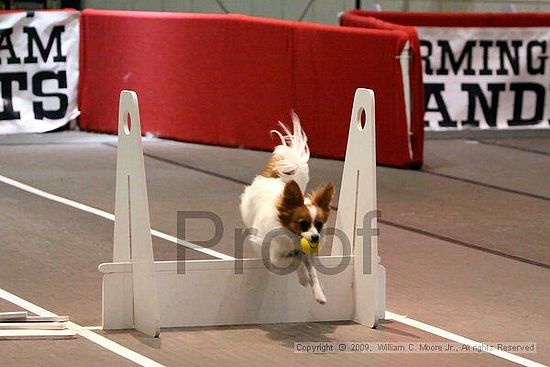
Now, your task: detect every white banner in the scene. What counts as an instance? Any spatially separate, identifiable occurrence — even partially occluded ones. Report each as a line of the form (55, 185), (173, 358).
(418, 27), (550, 130)
(0, 10), (79, 134)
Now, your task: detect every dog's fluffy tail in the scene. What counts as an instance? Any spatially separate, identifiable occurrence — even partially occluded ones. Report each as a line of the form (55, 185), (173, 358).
(270, 112), (310, 191)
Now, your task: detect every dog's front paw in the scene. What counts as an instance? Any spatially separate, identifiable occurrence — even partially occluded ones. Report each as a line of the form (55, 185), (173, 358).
(315, 294), (327, 305)
(314, 288), (327, 304)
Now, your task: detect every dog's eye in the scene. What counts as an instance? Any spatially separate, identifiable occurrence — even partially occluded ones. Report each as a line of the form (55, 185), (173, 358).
(315, 221), (323, 231)
(299, 220), (310, 232)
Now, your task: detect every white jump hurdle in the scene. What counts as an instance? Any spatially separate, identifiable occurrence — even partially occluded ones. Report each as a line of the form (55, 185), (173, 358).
(99, 89), (385, 337)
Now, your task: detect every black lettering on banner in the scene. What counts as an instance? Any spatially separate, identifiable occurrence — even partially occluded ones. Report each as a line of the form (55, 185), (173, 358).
(420, 39), (433, 75)
(496, 40), (522, 76)
(32, 71), (68, 119)
(0, 72), (27, 120)
(526, 40), (547, 75)
(479, 40), (493, 75)
(436, 40), (476, 76)
(461, 83), (505, 127)
(424, 83), (457, 127)
(507, 82), (545, 126)
(23, 26), (66, 63)
(422, 33), (550, 128)
(0, 28), (21, 64)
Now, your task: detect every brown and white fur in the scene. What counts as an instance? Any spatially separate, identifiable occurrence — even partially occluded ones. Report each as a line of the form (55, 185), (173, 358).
(240, 114), (334, 304)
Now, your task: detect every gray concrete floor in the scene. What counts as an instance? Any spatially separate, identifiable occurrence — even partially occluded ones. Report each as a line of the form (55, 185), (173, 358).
(0, 131), (548, 366)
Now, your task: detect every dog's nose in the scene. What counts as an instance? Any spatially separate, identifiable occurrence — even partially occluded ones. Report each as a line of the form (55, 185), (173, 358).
(311, 234), (319, 243)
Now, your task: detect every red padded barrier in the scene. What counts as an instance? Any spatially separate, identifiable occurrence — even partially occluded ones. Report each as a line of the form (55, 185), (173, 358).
(79, 11), (293, 150)
(79, 9), (414, 167)
(291, 23), (411, 165)
(340, 12), (424, 168)
(342, 9), (550, 27)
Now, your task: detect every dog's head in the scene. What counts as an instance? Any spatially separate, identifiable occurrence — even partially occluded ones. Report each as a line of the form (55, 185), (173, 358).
(277, 180), (335, 242)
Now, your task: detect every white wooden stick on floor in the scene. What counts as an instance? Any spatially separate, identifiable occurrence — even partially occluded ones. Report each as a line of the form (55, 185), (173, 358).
(0, 330), (77, 340)
(0, 311), (28, 320)
(15, 316), (70, 323)
(0, 312), (71, 323)
(0, 312), (72, 339)
(0, 322), (67, 330)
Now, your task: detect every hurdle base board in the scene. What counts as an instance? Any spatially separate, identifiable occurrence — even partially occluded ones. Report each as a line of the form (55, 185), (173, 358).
(100, 257), (363, 329)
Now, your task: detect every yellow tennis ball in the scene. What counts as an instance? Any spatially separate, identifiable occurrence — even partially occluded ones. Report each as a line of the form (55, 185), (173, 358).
(301, 237), (320, 255)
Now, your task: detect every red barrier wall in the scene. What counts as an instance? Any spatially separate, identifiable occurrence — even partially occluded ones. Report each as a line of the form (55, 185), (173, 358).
(341, 10), (550, 27)
(340, 11), (424, 168)
(79, 9), (417, 167)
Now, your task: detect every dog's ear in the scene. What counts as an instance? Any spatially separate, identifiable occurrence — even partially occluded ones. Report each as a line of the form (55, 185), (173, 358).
(279, 180), (304, 211)
(310, 182), (335, 212)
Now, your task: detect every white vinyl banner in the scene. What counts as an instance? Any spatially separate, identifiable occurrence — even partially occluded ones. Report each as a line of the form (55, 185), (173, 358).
(0, 10), (79, 134)
(417, 27), (550, 130)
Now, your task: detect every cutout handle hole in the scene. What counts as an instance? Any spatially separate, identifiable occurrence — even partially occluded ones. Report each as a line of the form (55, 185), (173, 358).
(357, 107), (366, 131)
(124, 112), (132, 135)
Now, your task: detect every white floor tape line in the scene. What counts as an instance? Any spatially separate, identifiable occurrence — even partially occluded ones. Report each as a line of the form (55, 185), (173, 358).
(386, 311), (546, 367)
(0, 288), (166, 367)
(0, 173), (233, 261)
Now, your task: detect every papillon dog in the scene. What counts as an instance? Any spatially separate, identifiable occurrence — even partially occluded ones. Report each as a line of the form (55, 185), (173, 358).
(240, 113), (334, 304)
